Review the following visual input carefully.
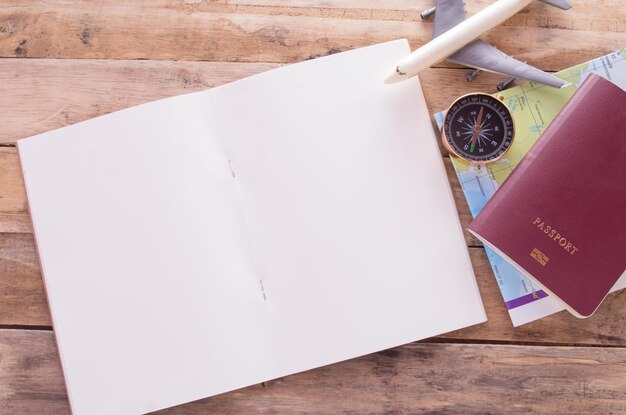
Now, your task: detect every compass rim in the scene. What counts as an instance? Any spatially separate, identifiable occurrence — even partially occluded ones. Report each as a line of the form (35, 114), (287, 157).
(441, 92), (516, 164)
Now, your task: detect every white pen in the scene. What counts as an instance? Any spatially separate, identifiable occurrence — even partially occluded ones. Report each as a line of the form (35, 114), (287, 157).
(384, 0), (535, 83)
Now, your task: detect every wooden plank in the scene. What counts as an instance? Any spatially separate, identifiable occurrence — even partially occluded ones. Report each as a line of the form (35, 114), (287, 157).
(0, 148), (30, 233)
(0, 59), (279, 144)
(2, 329), (625, 414)
(1, 231), (625, 346)
(227, 0), (626, 17)
(0, 330), (69, 415)
(158, 343), (626, 414)
(0, 233), (48, 327)
(0, 58), (517, 144)
(0, 1), (623, 66)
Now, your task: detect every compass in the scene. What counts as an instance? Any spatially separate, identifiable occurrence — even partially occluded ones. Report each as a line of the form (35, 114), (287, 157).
(442, 93), (515, 164)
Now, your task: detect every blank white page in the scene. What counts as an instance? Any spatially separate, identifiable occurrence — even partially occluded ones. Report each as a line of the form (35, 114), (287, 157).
(18, 92), (277, 415)
(213, 40), (486, 373)
(19, 40), (486, 415)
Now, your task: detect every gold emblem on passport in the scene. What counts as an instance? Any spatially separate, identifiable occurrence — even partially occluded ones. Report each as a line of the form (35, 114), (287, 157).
(530, 248), (549, 266)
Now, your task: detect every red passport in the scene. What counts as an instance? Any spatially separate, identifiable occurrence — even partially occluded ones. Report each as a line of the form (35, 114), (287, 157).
(468, 74), (626, 318)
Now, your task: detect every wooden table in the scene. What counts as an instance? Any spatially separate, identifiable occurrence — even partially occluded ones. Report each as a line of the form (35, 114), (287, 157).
(1, 1), (625, 414)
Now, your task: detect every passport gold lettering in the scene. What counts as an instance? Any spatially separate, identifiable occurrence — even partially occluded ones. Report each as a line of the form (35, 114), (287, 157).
(532, 217), (578, 255)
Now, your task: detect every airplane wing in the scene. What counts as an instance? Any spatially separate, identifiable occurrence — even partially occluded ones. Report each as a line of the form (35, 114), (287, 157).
(431, 0), (567, 88)
(446, 40), (568, 88)
(432, 0), (465, 39)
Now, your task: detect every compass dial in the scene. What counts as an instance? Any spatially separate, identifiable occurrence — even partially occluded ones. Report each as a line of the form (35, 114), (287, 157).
(442, 93), (515, 163)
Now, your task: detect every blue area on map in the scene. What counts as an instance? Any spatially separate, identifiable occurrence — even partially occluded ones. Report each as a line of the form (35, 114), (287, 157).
(457, 170), (496, 217)
(483, 246), (540, 303)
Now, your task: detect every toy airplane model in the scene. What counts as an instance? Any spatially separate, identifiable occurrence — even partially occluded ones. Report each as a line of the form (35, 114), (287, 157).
(385, 0), (572, 88)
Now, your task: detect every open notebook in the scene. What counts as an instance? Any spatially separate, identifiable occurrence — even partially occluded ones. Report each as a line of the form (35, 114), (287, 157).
(18, 40), (486, 415)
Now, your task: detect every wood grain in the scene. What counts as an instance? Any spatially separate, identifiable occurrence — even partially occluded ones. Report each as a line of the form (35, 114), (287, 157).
(2, 329), (625, 415)
(0, 148), (30, 233)
(158, 342), (626, 415)
(1, 230), (624, 346)
(0, 1), (623, 66)
(0, 330), (69, 415)
(0, 59), (278, 144)
(0, 233), (49, 327)
(0, 58), (516, 145)
(1, 1), (625, 413)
